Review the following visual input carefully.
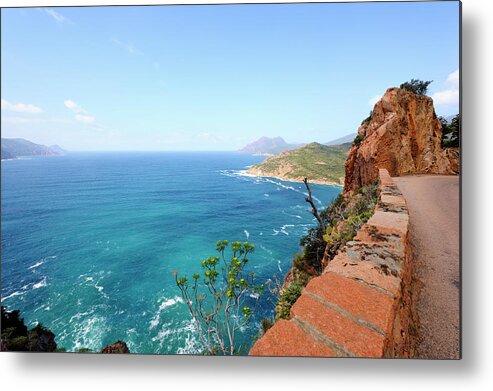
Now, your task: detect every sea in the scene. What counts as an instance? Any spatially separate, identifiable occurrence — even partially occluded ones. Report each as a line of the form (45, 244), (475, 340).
(1, 152), (341, 354)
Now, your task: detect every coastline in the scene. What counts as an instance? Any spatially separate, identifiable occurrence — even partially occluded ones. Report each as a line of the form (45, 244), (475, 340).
(244, 168), (344, 187)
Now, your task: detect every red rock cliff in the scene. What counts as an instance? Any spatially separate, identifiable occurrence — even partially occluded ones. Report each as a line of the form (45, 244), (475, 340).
(344, 88), (458, 192)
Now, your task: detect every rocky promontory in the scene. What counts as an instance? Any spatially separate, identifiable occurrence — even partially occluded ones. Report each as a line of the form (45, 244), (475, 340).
(344, 88), (459, 192)
(247, 142), (350, 185)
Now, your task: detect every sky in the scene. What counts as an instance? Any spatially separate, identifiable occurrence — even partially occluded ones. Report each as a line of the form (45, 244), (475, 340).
(1, 2), (460, 151)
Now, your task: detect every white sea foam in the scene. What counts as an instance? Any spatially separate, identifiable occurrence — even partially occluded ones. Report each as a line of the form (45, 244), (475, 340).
(71, 314), (108, 352)
(33, 276), (47, 289)
(244, 230), (250, 239)
(28, 261), (44, 270)
(272, 229), (279, 236)
(149, 296), (184, 330)
(28, 256), (56, 270)
(264, 193), (269, 197)
(1, 290), (26, 301)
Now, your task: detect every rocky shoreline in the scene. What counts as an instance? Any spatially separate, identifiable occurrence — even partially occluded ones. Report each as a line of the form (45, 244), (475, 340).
(246, 167), (344, 186)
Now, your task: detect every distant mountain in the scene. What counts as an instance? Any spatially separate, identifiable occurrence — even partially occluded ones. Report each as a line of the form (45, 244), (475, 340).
(1, 138), (65, 160)
(237, 136), (300, 156)
(49, 144), (67, 155)
(247, 142), (351, 185)
(325, 133), (357, 146)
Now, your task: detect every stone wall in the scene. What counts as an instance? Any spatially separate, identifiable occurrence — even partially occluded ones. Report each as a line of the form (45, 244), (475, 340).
(249, 169), (415, 357)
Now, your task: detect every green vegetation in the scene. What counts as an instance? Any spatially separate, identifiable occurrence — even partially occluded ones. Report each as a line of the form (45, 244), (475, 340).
(1, 306), (57, 352)
(174, 240), (264, 355)
(248, 142), (351, 184)
(275, 181), (379, 320)
(440, 114), (460, 148)
(353, 133), (365, 146)
(276, 270), (311, 320)
(399, 79), (433, 95)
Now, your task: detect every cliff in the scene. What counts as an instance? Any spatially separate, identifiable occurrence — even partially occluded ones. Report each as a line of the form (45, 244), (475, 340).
(344, 88), (459, 192)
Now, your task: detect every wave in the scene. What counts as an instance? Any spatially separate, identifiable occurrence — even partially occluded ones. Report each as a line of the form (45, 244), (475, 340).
(28, 261), (45, 270)
(33, 276), (47, 289)
(28, 255), (56, 270)
(244, 229), (250, 239)
(149, 296), (184, 330)
(1, 290), (26, 302)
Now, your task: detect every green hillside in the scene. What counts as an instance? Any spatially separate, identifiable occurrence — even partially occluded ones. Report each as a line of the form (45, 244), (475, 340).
(247, 142), (351, 185)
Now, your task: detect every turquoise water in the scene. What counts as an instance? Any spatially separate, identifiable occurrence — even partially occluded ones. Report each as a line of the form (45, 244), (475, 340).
(1, 152), (341, 354)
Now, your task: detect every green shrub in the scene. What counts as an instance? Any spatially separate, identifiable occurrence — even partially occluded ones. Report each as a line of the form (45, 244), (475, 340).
(399, 79), (433, 95)
(276, 278), (307, 320)
(440, 114), (460, 148)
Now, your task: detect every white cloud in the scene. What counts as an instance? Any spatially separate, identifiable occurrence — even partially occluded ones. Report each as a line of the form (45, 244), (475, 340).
(75, 114), (96, 124)
(45, 9), (71, 24)
(64, 99), (86, 114)
(431, 69), (459, 106)
(1, 99), (43, 114)
(368, 95), (382, 107)
(447, 69), (459, 87)
(64, 99), (98, 126)
(431, 89), (460, 106)
(111, 38), (140, 55)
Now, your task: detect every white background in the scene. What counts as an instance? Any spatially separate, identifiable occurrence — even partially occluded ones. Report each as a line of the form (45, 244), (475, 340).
(0, 0), (491, 390)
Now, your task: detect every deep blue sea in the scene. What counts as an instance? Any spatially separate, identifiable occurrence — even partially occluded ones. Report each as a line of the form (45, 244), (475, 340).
(1, 152), (341, 354)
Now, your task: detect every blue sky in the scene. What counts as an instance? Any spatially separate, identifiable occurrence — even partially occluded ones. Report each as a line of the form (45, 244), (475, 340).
(1, 2), (460, 151)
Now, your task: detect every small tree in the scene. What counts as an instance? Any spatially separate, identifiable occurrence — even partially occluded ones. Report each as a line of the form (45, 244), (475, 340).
(440, 114), (460, 148)
(400, 79), (433, 95)
(174, 240), (264, 355)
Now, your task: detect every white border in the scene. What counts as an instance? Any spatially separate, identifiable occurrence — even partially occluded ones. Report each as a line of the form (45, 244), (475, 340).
(1, 0), (492, 390)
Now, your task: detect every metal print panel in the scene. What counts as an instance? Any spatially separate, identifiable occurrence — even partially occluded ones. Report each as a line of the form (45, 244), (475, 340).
(0, 1), (461, 358)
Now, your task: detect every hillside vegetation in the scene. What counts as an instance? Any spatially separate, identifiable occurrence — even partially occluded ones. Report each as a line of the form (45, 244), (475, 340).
(247, 142), (351, 185)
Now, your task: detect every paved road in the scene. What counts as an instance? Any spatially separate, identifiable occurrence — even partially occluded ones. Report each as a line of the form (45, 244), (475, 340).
(393, 175), (460, 359)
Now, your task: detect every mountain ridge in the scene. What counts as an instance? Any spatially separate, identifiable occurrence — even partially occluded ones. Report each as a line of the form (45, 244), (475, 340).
(237, 136), (301, 156)
(1, 138), (65, 160)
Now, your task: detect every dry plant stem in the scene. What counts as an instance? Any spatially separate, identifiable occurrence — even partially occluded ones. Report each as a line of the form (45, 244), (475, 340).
(303, 177), (330, 271)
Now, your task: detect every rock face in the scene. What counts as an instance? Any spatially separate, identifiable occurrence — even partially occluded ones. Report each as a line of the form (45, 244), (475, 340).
(344, 88), (459, 192)
(101, 340), (130, 354)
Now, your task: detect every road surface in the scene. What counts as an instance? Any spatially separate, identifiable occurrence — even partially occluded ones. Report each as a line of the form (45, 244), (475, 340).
(393, 175), (460, 359)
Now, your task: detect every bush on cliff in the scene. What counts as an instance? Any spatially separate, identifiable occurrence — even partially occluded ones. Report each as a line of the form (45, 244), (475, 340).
(1, 306), (57, 352)
(275, 181), (379, 320)
(440, 114), (460, 148)
(174, 240), (264, 355)
(400, 79), (433, 95)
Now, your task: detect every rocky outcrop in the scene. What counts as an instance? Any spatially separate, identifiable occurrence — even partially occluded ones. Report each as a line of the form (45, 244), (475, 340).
(101, 340), (130, 354)
(344, 88), (459, 192)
